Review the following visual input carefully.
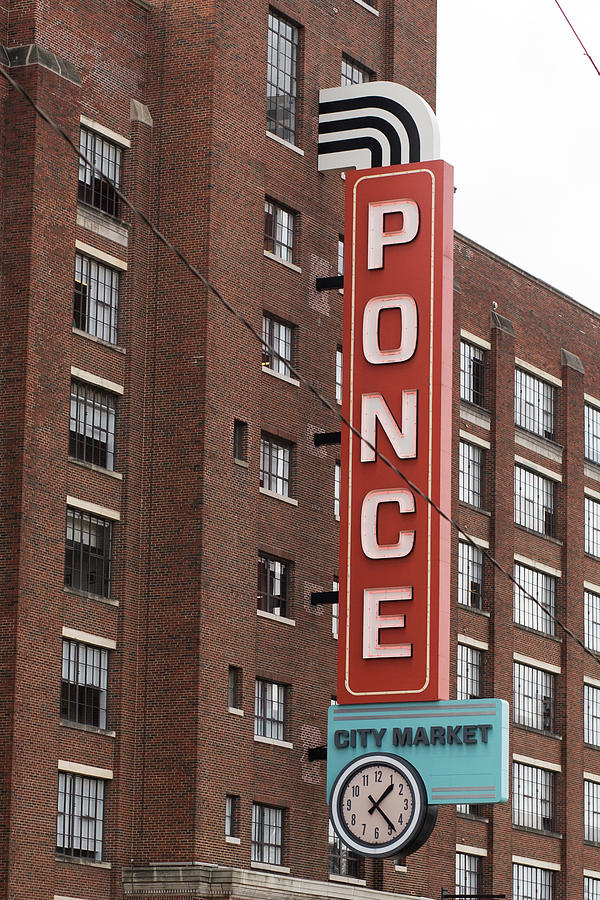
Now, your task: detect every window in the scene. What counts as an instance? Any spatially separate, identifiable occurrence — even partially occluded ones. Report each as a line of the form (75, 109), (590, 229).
(225, 794), (240, 837)
(457, 803), (483, 816)
(585, 403), (600, 464)
(332, 577), (339, 638)
(455, 851), (481, 896)
(257, 554), (289, 617)
(252, 802), (283, 865)
(513, 563), (555, 635)
(69, 381), (116, 471)
(513, 863), (553, 900)
(585, 589), (600, 652)
(586, 497), (600, 558)
(341, 55), (372, 86)
(264, 198), (296, 263)
(460, 340), (486, 407)
(458, 541), (483, 609)
(585, 684), (600, 746)
(267, 11), (298, 144)
(78, 127), (122, 217)
(515, 368), (556, 440)
(586, 875), (600, 899)
(74, 252), (120, 345)
(335, 347), (343, 404)
(254, 679), (286, 741)
(56, 772), (105, 860)
(262, 313), (294, 377)
(585, 780), (600, 842)
(514, 465), (556, 536)
(61, 639), (108, 730)
(459, 440), (483, 507)
(64, 507), (112, 598)
(334, 461), (341, 518)
(328, 821), (363, 878)
(337, 237), (344, 278)
(513, 762), (554, 831)
(513, 662), (554, 731)
(457, 643), (481, 700)
(260, 433), (292, 497)
(233, 419), (248, 462)
(227, 666), (242, 709)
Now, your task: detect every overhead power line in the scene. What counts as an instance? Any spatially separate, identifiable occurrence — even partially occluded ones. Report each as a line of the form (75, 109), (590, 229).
(552, 0), (600, 77)
(1, 62), (597, 671)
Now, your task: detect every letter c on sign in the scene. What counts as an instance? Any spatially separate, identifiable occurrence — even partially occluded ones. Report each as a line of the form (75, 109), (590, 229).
(361, 489), (415, 559)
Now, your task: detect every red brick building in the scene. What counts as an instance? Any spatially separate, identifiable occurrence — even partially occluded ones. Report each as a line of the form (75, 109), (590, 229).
(2, 0), (600, 899)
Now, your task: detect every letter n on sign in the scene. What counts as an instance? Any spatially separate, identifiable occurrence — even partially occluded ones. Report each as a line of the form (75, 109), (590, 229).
(338, 161), (453, 704)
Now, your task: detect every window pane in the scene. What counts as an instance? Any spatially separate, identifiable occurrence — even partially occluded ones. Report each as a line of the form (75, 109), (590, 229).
(585, 404), (600, 463)
(254, 679), (286, 741)
(455, 852), (480, 896)
(585, 780), (600, 842)
(586, 497), (600, 558)
(458, 541), (483, 608)
(264, 198), (296, 262)
(513, 863), (553, 900)
(513, 563), (555, 635)
(457, 644), (481, 700)
(512, 762), (553, 830)
(257, 554), (289, 616)
(341, 55), (371, 86)
(78, 127), (122, 217)
(460, 341), (486, 407)
(251, 802), (282, 864)
(56, 773), (105, 861)
(335, 346), (343, 404)
(329, 820), (363, 877)
(61, 639), (108, 729)
(459, 441), (482, 507)
(64, 507), (112, 598)
(260, 433), (292, 497)
(74, 253), (119, 344)
(69, 381), (116, 470)
(514, 368), (555, 439)
(513, 662), (554, 731)
(262, 313), (294, 376)
(514, 465), (555, 536)
(267, 12), (298, 143)
(586, 590), (600, 652)
(585, 684), (600, 746)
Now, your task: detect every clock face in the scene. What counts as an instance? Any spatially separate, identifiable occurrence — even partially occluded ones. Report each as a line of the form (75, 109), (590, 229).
(330, 754), (428, 858)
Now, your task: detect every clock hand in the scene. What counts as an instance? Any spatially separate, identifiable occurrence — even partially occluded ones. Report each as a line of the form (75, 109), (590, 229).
(367, 795), (397, 833)
(368, 782), (394, 813)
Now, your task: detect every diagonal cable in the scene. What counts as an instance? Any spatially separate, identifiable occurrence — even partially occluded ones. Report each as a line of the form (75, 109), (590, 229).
(1, 63), (597, 669)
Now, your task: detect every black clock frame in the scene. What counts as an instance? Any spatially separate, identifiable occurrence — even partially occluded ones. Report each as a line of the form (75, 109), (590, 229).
(329, 752), (435, 859)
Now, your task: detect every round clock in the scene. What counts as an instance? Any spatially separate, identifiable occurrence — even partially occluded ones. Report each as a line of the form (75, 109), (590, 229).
(329, 753), (431, 858)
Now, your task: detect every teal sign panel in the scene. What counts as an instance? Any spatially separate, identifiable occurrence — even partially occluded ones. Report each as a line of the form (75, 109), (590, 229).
(328, 699), (509, 805)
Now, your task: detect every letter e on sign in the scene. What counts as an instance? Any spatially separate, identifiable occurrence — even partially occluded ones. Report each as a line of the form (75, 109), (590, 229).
(338, 161), (453, 704)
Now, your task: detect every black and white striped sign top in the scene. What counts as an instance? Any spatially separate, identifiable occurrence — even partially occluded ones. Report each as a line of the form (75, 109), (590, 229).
(318, 80), (440, 171)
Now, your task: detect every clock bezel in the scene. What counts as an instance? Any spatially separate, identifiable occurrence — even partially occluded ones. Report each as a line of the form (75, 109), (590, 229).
(329, 752), (429, 858)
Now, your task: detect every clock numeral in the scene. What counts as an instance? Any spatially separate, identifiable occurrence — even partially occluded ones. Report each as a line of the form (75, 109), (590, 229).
(374, 827), (380, 839)
(362, 774), (369, 786)
(351, 814), (356, 826)
(388, 826), (394, 836)
(362, 823), (366, 835)
(352, 785), (360, 797)
(398, 814), (403, 826)
(346, 799), (351, 811)
(404, 798), (409, 811)
(398, 784), (404, 795)
(375, 770), (382, 783)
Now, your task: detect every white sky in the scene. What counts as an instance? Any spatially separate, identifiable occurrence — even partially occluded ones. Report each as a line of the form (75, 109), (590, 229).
(436, 0), (600, 313)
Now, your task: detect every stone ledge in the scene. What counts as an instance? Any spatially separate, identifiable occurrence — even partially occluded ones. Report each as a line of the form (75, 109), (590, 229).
(123, 864), (432, 900)
(4, 44), (80, 84)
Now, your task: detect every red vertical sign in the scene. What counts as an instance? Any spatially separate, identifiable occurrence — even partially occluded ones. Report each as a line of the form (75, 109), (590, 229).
(338, 161), (453, 705)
